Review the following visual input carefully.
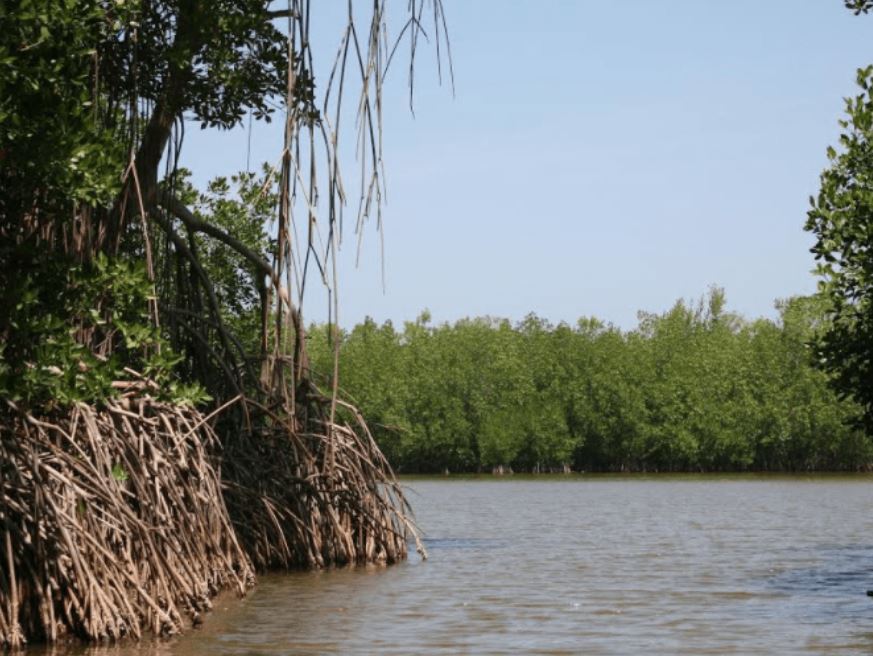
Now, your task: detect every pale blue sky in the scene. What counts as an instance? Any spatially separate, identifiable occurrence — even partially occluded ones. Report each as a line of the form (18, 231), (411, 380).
(181, 1), (873, 329)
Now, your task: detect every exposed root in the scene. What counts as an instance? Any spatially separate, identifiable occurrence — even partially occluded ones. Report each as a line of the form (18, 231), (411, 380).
(221, 389), (426, 571)
(0, 381), (425, 649)
(0, 397), (254, 650)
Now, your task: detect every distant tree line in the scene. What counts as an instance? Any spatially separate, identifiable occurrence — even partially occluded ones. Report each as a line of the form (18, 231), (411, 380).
(307, 289), (870, 473)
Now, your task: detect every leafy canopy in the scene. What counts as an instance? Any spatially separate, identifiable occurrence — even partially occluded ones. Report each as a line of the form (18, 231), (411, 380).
(806, 64), (873, 430)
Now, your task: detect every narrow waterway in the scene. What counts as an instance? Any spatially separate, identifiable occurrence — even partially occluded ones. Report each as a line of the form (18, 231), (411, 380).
(48, 476), (873, 654)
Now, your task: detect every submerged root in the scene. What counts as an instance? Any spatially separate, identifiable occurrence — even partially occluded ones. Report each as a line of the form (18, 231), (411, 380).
(0, 397), (254, 650)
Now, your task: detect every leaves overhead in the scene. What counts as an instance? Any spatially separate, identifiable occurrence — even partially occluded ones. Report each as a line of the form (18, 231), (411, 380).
(806, 64), (873, 431)
(99, 0), (288, 129)
(846, 0), (873, 15)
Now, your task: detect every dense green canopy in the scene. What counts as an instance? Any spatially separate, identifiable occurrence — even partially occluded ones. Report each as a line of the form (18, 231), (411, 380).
(308, 290), (868, 473)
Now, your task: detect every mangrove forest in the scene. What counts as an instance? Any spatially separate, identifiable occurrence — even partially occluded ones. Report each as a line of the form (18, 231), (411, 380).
(306, 290), (869, 474)
(0, 0), (447, 648)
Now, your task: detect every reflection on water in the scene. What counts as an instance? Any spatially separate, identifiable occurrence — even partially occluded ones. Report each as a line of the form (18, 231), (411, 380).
(32, 476), (873, 655)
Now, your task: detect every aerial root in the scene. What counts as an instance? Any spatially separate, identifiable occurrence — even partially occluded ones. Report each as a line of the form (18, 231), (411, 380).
(221, 392), (426, 571)
(0, 385), (425, 649)
(0, 397), (254, 650)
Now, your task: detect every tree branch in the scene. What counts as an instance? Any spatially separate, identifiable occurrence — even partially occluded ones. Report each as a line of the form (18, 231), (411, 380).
(148, 208), (245, 396)
(156, 192), (308, 375)
(267, 9), (298, 19)
(158, 190), (274, 281)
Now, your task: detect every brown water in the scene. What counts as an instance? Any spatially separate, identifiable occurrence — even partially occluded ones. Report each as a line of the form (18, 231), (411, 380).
(42, 476), (873, 655)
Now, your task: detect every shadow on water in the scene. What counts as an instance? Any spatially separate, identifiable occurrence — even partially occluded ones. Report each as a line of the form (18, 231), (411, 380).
(763, 544), (873, 626)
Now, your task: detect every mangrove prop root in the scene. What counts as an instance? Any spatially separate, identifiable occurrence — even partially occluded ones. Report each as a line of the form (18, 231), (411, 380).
(0, 384), (425, 649)
(0, 397), (254, 649)
(222, 392), (426, 571)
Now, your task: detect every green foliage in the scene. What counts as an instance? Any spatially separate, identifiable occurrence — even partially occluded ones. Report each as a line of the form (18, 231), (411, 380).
(0, 0), (125, 219)
(1, 0), (434, 418)
(310, 289), (868, 473)
(111, 463), (129, 482)
(194, 171), (273, 316)
(160, 167), (274, 356)
(806, 65), (873, 431)
(0, 0), (290, 409)
(99, 0), (290, 129)
(0, 253), (208, 407)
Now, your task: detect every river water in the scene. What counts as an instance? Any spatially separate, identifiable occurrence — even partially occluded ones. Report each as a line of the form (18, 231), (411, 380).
(48, 476), (873, 655)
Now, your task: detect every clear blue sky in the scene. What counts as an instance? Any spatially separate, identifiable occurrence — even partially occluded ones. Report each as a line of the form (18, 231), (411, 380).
(181, 1), (873, 330)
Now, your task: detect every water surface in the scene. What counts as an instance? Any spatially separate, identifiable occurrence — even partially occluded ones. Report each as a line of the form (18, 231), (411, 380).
(48, 475), (873, 654)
